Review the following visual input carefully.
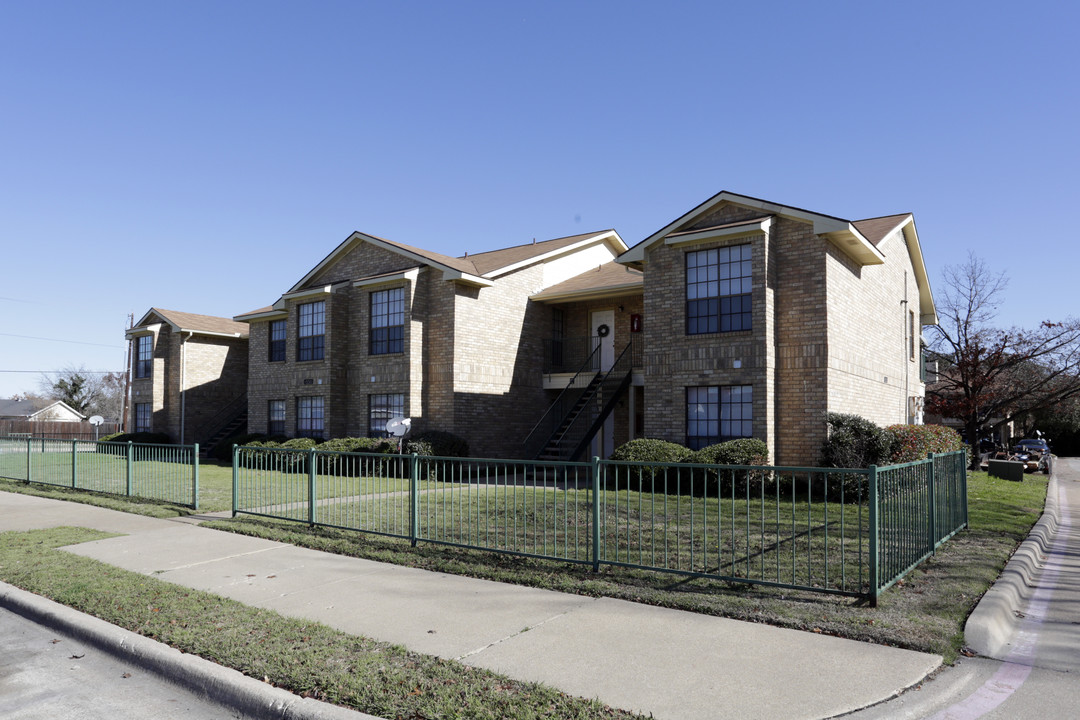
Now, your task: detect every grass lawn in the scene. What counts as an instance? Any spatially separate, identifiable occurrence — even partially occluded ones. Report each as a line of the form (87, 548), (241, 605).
(0, 468), (1051, 671)
(0, 526), (647, 720)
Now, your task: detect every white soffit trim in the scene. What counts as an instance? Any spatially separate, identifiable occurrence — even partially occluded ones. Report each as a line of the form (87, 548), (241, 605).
(530, 281), (644, 303)
(897, 218), (938, 325)
(483, 230), (628, 279)
(619, 191), (886, 266)
(234, 309), (288, 322)
(664, 217), (773, 247)
(279, 285), (334, 303)
(352, 267), (421, 288)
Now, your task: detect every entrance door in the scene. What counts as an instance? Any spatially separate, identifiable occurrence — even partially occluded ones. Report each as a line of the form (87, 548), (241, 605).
(591, 310), (616, 371)
(590, 309), (616, 458)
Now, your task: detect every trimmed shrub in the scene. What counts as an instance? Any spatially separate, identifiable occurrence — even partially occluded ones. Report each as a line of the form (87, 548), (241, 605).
(607, 438), (692, 491)
(681, 438), (772, 496)
(210, 433), (278, 462)
(886, 424), (964, 464)
(819, 413), (891, 469)
(819, 413), (891, 502)
(406, 430), (469, 458)
(96, 431), (173, 455)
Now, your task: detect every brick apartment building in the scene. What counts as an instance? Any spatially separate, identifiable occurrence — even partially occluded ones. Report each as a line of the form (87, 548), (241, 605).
(127, 191), (936, 466)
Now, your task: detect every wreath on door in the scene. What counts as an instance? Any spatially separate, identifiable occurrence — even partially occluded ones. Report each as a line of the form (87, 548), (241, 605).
(596, 324), (610, 337)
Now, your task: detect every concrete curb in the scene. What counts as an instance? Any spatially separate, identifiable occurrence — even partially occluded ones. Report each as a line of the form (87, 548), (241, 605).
(0, 581), (384, 720)
(964, 467), (1060, 658)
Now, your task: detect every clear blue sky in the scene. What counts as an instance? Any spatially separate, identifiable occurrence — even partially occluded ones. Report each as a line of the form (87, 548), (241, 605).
(1, 1), (1077, 399)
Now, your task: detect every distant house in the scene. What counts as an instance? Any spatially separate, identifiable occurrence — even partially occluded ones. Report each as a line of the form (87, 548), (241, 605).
(126, 308), (249, 447)
(0, 398), (86, 422)
(129, 190), (938, 466)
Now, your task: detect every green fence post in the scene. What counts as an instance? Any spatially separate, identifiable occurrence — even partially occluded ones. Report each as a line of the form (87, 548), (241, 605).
(410, 453), (420, 547)
(591, 456), (601, 572)
(927, 453), (937, 553)
(868, 464), (879, 607)
(192, 444), (200, 510)
(307, 448), (316, 527)
(960, 451), (969, 528)
(25, 437), (31, 483)
(71, 440), (78, 489)
(231, 445), (239, 518)
(126, 442), (134, 497)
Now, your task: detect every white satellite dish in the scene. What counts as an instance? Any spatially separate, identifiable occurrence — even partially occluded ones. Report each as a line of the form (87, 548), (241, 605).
(385, 417), (411, 437)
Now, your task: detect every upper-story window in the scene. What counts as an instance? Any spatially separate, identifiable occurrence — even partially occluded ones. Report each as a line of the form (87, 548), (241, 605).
(686, 245), (752, 335)
(135, 336), (152, 378)
(268, 320), (286, 362)
(297, 301), (325, 362)
(370, 287), (404, 355)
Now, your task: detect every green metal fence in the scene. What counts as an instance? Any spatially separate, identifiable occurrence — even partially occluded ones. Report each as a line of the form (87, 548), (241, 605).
(232, 446), (967, 602)
(0, 436), (200, 509)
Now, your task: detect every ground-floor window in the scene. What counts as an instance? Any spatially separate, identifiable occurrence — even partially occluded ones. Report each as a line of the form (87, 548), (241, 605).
(368, 393), (404, 437)
(268, 400), (285, 436)
(686, 385), (753, 450)
(297, 396), (325, 438)
(134, 403), (151, 433)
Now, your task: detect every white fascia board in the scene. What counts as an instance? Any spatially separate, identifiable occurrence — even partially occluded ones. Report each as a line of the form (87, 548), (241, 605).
(352, 267), (420, 289)
(233, 309), (288, 323)
(664, 217), (773, 248)
(441, 269), (494, 287)
(898, 218), (938, 325)
(821, 224), (886, 265)
(530, 282), (644, 304)
(124, 322), (162, 340)
(483, 230), (628, 279)
(177, 329), (246, 339)
(280, 285), (334, 302)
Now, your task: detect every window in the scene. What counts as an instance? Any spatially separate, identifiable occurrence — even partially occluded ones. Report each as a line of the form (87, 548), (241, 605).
(134, 403), (151, 433)
(370, 288), (404, 355)
(268, 400), (285, 436)
(686, 245), (752, 335)
(135, 336), (152, 378)
(368, 393), (404, 437)
(269, 320), (286, 362)
(297, 396), (324, 438)
(686, 385), (753, 450)
(909, 310), (916, 361)
(297, 301), (325, 362)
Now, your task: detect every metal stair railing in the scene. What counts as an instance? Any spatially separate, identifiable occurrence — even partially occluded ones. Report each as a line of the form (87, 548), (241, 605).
(561, 341), (635, 461)
(523, 343), (602, 459)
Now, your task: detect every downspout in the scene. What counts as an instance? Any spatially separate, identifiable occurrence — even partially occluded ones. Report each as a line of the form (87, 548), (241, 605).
(180, 331), (193, 444)
(903, 271), (910, 423)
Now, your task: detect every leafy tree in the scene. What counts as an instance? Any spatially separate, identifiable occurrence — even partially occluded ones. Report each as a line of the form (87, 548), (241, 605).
(926, 254), (1080, 463)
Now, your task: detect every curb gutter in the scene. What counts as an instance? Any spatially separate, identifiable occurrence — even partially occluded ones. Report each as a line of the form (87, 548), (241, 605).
(0, 581), (383, 720)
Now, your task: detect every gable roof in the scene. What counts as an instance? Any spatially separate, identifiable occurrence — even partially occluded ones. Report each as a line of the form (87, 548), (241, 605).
(287, 229), (627, 293)
(0, 398), (86, 421)
(853, 213), (937, 324)
(128, 308), (249, 338)
(619, 190), (886, 267)
(531, 262), (643, 302)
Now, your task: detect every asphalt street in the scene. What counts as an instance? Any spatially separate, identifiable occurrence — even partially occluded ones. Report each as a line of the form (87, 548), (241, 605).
(0, 605), (240, 720)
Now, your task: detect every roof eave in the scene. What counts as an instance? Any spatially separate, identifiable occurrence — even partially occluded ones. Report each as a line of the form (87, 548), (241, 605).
(530, 282), (644, 304)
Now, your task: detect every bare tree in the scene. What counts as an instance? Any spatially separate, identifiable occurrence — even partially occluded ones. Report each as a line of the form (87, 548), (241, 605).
(37, 366), (125, 420)
(926, 253), (1080, 463)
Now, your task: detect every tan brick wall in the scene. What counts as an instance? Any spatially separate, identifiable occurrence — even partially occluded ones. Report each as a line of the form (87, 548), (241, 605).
(824, 228), (924, 430)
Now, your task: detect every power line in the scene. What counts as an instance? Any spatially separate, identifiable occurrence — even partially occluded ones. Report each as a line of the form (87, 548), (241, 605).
(0, 370), (123, 374)
(0, 332), (123, 349)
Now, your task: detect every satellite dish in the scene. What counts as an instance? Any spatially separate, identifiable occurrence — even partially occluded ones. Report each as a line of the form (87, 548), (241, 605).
(385, 417), (411, 437)
(88, 416), (105, 426)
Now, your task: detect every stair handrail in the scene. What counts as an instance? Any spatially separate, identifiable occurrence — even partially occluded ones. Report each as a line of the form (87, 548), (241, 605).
(523, 342), (602, 458)
(562, 341), (635, 461)
(196, 393), (248, 446)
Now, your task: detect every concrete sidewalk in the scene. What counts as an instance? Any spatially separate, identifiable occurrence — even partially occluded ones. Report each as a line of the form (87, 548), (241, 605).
(0, 491), (940, 720)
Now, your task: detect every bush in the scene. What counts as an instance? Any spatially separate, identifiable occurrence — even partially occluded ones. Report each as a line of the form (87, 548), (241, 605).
(886, 424), (964, 464)
(819, 413), (891, 502)
(210, 433), (278, 462)
(405, 430), (469, 458)
(681, 438), (772, 496)
(607, 439), (692, 491)
(819, 413), (891, 469)
(96, 432), (173, 455)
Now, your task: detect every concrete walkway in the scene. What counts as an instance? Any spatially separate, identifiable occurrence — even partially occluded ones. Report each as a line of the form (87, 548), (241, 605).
(0, 491), (941, 720)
